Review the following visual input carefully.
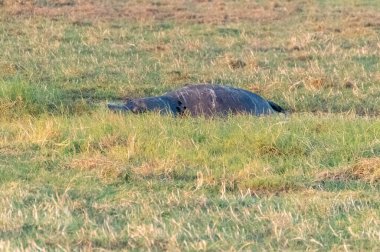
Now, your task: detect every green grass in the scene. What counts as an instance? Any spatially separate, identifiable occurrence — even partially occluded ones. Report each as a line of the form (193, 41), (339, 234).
(0, 0), (380, 250)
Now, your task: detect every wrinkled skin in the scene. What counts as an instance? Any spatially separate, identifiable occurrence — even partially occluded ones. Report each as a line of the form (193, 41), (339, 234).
(108, 84), (285, 117)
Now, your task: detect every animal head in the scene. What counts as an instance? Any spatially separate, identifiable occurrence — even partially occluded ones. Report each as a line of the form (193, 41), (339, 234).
(122, 97), (186, 115)
(123, 98), (148, 114)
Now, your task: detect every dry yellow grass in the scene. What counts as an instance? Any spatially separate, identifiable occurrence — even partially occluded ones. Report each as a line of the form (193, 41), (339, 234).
(1, 0), (380, 250)
(67, 153), (123, 180)
(317, 157), (380, 183)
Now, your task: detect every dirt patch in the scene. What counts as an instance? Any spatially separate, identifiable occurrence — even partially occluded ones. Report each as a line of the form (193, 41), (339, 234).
(316, 157), (380, 183)
(1, 0), (299, 24)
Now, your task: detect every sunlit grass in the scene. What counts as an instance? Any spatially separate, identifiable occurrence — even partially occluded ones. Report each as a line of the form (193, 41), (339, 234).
(1, 111), (379, 249)
(0, 0), (379, 250)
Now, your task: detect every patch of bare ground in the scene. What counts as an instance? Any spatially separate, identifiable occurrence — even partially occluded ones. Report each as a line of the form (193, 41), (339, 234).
(1, 0), (300, 23)
(316, 157), (380, 184)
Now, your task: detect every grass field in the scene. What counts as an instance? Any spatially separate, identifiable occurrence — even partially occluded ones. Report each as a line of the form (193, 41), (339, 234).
(1, 0), (380, 250)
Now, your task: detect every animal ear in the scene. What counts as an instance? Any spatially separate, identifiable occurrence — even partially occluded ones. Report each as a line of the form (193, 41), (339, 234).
(176, 100), (186, 114)
(132, 106), (139, 113)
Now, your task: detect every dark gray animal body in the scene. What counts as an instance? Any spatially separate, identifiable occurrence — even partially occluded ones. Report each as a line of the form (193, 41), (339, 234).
(108, 84), (285, 116)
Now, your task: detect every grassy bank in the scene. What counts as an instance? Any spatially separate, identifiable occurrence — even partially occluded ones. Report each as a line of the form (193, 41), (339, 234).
(0, 0), (379, 250)
(1, 112), (379, 250)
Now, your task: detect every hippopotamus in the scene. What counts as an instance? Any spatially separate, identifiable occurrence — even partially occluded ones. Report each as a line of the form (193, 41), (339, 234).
(108, 84), (285, 117)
